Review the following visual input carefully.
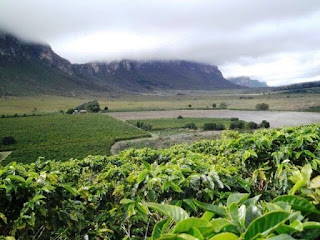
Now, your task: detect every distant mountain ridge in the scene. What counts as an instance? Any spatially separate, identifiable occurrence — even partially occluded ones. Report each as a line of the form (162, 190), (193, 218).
(228, 76), (268, 88)
(0, 31), (240, 96)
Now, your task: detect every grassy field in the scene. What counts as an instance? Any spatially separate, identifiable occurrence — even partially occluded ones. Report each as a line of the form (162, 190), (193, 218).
(1, 90), (320, 115)
(0, 114), (150, 164)
(128, 117), (233, 130)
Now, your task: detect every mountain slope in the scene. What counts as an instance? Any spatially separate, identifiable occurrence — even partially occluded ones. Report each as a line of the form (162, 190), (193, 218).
(227, 76), (268, 88)
(0, 31), (241, 96)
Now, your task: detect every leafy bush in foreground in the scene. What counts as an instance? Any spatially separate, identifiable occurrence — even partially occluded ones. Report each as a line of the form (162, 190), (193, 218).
(0, 124), (320, 239)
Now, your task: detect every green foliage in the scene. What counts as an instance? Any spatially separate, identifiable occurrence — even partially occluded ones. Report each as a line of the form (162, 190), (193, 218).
(256, 103), (270, 110)
(184, 122), (198, 130)
(75, 100), (101, 113)
(219, 102), (228, 109)
(260, 120), (270, 128)
(203, 123), (225, 131)
(0, 114), (149, 164)
(0, 124), (320, 239)
(129, 118), (232, 131)
(247, 121), (258, 130)
(66, 108), (74, 114)
(178, 115), (184, 119)
(230, 120), (245, 129)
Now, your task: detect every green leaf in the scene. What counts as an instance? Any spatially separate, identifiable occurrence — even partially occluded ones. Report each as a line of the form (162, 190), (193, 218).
(172, 218), (211, 234)
(245, 205), (261, 227)
(6, 175), (25, 183)
(152, 218), (170, 240)
(177, 233), (199, 240)
(120, 198), (136, 205)
(210, 218), (234, 232)
(137, 170), (148, 184)
(201, 211), (215, 221)
(194, 200), (227, 217)
(310, 175), (320, 188)
(302, 221), (320, 230)
(31, 194), (46, 202)
(227, 193), (250, 207)
(183, 199), (197, 212)
(186, 228), (204, 240)
(143, 161), (151, 170)
(62, 184), (79, 195)
(272, 195), (319, 214)
(267, 234), (296, 240)
(244, 211), (291, 240)
(209, 232), (238, 240)
(147, 202), (189, 223)
(229, 202), (240, 225)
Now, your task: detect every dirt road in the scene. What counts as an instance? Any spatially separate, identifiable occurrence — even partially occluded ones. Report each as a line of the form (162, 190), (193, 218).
(107, 110), (320, 128)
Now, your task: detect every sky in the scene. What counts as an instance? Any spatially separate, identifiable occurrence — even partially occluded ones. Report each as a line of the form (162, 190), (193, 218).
(0, 0), (320, 86)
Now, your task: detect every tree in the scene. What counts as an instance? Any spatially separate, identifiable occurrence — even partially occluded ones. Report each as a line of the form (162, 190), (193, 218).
(247, 121), (258, 129)
(104, 106), (109, 111)
(256, 103), (269, 110)
(212, 103), (216, 108)
(85, 100), (101, 112)
(219, 102), (228, 109)
(188, 104), (192, 108)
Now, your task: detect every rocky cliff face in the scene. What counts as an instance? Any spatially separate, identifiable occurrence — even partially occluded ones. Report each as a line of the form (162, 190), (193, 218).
(0, 31), (241, 95)
(228, 76), (268, 88)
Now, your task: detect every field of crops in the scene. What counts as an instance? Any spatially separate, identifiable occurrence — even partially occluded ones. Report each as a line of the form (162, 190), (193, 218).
(128, 118), (233, 130)
(0, 124), (320, 239)
(0, 114), (150, 164)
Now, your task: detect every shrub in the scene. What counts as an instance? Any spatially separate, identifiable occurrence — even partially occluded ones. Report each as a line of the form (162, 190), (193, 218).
(256, 103), (269, 110)
(212, 103), (216, 108)
(13, 113), (18, 117)
(136, 122), (152, 131)
(85, 100), (101, 112)
(1, 114), (5, 118)
(230, 120), (245, 130)
(260, 120), (270, 128)
(203, 123), (225, 131)
(104, 106), (109, 111)
(219, 102), (228, 109)
(2, 136), (16, 145)
(230, 117), (239, 121)
(177, 115), (183, 119)
(247, 121), (258, 129)
(184, 122), (197, 130)
(66, 108), (74, 114)
(23, 113), (27, 117)
(188, 104), (192, 108)
(141, 123), (152, 131)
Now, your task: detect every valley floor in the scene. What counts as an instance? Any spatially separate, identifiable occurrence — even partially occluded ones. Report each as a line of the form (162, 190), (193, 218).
(107, 109), (320, 128)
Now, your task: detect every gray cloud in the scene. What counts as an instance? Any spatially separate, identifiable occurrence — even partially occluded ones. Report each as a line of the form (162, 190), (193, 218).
(0, 0), (320, 85)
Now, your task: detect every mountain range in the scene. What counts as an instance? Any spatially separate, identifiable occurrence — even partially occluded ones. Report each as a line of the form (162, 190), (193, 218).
(0, 31), (269, 96)
(228, 76), (268, 88)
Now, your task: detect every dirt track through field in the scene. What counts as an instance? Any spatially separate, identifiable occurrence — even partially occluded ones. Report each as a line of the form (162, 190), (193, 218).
(107, 110), (320, 128)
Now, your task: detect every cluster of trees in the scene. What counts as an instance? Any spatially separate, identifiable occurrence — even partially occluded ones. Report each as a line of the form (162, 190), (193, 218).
(66, 100), (102, 114)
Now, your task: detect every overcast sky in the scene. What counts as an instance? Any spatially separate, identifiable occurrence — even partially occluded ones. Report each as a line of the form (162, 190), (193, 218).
(1, 0), (320, 86)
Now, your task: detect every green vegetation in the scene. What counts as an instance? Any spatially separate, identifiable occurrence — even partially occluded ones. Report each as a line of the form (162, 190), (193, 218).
(128, 118), (232, 131)
(0, 124), (320, 239)
(129, 118), (269, 132)
(256, 103), (270, 110)
(0, 114), (149, 164)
